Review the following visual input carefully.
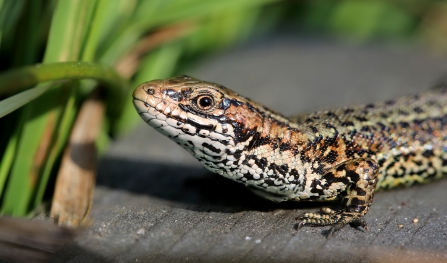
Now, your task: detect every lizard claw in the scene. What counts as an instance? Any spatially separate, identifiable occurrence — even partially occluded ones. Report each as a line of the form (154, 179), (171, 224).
(349, 218), (368, 232)
(295, 219), (308, 231)
(295, 209), (369, 237)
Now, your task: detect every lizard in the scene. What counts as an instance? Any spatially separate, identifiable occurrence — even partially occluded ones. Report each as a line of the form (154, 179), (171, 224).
(132, 75), (447, 236)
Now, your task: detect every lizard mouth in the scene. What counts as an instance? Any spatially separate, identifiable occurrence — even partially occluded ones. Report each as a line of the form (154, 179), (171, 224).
(132, 80), (192, 135)
(133, 98), (187, 136)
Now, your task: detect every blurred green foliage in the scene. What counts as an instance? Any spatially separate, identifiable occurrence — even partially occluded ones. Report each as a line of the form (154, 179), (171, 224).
(0, 0), (281, 217)
(0, 0), (446, 218)
(293, 0), (447, 49)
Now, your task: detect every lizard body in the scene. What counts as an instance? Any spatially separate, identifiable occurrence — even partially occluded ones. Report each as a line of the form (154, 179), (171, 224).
(132, 75), (447, 234)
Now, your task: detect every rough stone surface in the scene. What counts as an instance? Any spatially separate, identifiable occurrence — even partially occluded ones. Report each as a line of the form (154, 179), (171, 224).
(53, 35), (447, 263)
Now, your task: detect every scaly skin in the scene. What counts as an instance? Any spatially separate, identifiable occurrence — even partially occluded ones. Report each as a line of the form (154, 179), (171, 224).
(132, 75), (447, 235)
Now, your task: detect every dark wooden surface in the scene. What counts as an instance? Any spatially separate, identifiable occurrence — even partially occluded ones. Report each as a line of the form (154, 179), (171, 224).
(53, 35), (447, 263)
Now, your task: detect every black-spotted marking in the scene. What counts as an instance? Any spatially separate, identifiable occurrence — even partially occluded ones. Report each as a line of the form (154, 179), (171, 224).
(186, 118), (214, 131)
(324, 150), (339, 164)
(385, 99), (395, 105)
(278, 164), (289, 175)
(341, 121), (354, 127)
(422, 149), (434, 158)
(413, 107), (424, 114)
(202, 142), (221, 154)
(355, 116), (368, 122)
(164, 89), (183, 101)
(344, 108), (355, 114)
(254, 157), (268, 170)
(309, 126), (318, 133)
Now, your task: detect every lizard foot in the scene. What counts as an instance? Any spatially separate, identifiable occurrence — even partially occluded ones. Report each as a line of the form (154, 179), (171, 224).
(295, 207), (368, 237)
(295, 158), (378, 237)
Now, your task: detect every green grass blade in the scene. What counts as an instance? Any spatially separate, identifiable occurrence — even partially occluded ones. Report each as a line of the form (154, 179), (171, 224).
(0, 122), (19, 198)
(11, 0), (44, 66)
(2, 0), (102, 216)
(33, 83), (79, 208)
(0, 85), (70, 216)
(81, 0), (109, 61)
(43, 0), (96, 62)
(93, 0), (139, 61)
(0, 82), (55, 118)
(100, 0), (279, 65)
(0, 61), (125, 102)
(0, 0), (25, 49)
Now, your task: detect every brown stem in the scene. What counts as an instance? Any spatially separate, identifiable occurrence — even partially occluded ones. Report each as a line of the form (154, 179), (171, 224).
(50, 88), (105, 227)
(115, 22), (196, 78)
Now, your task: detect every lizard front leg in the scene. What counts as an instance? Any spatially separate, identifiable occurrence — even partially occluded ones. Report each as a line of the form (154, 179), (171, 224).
(296, 158), (379, 236)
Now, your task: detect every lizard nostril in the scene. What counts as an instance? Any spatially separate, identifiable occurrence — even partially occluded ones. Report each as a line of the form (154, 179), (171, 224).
(146, 88), (155, 95)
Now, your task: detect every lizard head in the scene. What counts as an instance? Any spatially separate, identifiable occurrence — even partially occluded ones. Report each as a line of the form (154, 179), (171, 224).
(132, 75), (265, 164)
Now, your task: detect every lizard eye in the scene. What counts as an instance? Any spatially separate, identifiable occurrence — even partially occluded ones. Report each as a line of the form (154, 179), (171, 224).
(196, 95), (214, 110)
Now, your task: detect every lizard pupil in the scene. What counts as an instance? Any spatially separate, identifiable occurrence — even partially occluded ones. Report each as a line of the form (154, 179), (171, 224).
(198, 96), (213, 109)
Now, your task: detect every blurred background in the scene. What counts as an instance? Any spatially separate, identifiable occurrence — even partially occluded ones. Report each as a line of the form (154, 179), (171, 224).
(0, 0), (446, 219)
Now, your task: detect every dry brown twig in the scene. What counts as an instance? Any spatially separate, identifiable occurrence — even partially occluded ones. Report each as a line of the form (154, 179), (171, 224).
(0, 216), (82, 263)
(50, 89), (105, 226)
(115, 22), (196, 78)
